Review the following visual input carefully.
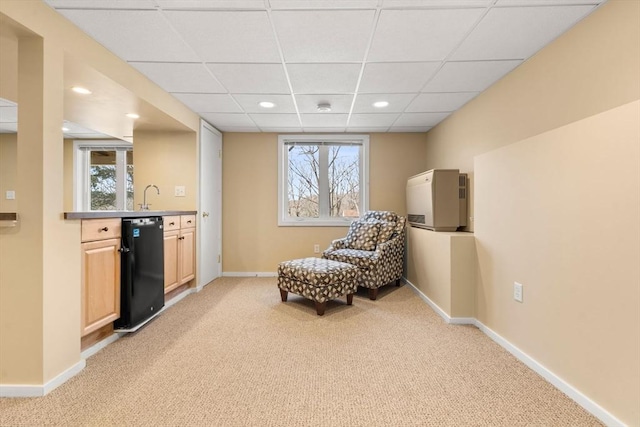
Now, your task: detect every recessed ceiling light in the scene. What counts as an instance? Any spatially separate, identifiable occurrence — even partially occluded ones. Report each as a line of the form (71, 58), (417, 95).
(317, 103), (332, 112)
(126, 113), (140, 119)
(62, 127), (70, 132)
(258, 101), (276, 109)
(71, 86), (92, 95)
(373, 101), (389, 108)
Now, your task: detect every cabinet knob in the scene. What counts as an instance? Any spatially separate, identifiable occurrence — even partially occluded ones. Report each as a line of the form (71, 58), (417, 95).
(169, 222), (175, 226)
(187, 220), (192, 224)
(100, 227), (109, 232)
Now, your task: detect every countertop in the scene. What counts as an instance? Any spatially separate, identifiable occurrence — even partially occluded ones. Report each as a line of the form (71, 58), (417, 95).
(64, 210), (197, 220)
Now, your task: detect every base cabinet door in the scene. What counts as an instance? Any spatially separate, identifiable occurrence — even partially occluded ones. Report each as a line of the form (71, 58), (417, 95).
(81, 237), (121, 336)
(179, 227), (195, 284)
(163, 229), (180, 293)
(163, 215), (196, 294)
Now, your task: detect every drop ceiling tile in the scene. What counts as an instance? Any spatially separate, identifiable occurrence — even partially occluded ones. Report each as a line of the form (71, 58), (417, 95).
(272, 10), (375, 62)
(423, 60), (521, 92)
(249, 114), (301, 127)
(300, 114), (349, 127)
(407, 92), (478, 112)
(259, 127), (304, 133)
(393, 112), (450, 127)
(388, 126), (432, 133)
(294, 94), (355, 114)
(45, 0), (156, 8)
(302, 127), (346, 133)
(207, 64), (291, 94)
(346, 127), (390, 133)
(496, 0), (602, 5)
(57, 10), (200, 62)
(349, 113), (400, 127)
(129, 62), (226, 93)
(199, 113), (256, 128)
(172, 93), (242, 113)
(368, 9), (484, 62)
(270, 0), (379, 9)
(232, 94), (297, 113)
(352, 93), (416, 113)
(219, 127), (261, 132)
(288, 64), (361, 94)
(359, 62), (440, 93)
(156, 0), (266, 9)
(452, 5), (595, 60)
(382, 0), (493, 6)
(164, 11), (280, 62)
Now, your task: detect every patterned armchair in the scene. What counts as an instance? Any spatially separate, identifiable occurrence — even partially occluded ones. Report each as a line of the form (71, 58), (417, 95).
(322, 211), (406, 300)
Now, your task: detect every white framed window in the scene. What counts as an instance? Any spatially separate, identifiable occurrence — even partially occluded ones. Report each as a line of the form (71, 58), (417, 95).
(278, 134), (369, 226)
(73, 141), (134, 211)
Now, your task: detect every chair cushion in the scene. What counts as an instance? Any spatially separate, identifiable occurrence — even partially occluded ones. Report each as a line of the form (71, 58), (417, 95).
(324, 248), (377, 270)
(344, 220), (381, 251)
(376, 220), (396, 243)
(363, 211), (398, 223)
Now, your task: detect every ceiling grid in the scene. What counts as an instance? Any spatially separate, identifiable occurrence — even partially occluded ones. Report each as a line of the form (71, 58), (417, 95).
(0, 0), (608, 134)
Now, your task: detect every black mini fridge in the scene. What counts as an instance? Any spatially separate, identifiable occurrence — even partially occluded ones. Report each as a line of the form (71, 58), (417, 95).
(115, 217), (165, 331)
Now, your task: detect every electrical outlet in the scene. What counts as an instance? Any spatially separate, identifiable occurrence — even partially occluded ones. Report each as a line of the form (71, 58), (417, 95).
(313, 244), (320, 253)
(174, 186), (186, 197)
(514, 282), (523, 303)
(5, 190), (15, 200)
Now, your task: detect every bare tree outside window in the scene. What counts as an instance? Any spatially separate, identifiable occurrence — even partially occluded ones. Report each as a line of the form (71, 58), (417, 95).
(287, 144), (360, 219)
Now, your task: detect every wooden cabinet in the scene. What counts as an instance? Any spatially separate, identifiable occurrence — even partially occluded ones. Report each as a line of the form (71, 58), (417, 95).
(81, 218), (121, 337)
(163, 215), (196, 294)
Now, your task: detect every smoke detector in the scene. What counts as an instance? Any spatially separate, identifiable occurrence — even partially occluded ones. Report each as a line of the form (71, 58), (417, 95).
(316, 103), (332, 112)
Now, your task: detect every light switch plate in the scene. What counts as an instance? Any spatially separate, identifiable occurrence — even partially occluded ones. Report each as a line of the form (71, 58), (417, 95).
(5, 190), (15, 200)
(174, 186), (186, 197)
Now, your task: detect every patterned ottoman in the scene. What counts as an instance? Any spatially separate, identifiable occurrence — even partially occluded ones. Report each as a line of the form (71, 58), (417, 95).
(277, 257), (359, 316)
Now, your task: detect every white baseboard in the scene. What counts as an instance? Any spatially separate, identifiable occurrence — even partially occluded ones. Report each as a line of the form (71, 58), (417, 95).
(475, 321), (625, 427)
(0, 359), (85, 398)
(166, 287), (196, 307)
(402, 278), (475, 325)
(81, 333), (122, 360)
(402, 276), (625, 427)
(222, 272), (277, 277)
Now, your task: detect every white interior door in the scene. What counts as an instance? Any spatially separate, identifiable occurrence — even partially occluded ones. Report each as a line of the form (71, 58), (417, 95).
(198, 120), (222, 288)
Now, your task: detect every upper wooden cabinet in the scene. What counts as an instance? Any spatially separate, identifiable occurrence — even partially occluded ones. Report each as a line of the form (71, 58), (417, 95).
(80, 218), (121, 337)
(163, 215), (196, 294)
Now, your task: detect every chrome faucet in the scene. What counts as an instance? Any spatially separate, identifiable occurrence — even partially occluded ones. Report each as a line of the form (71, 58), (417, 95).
(140, 184), (159, 211)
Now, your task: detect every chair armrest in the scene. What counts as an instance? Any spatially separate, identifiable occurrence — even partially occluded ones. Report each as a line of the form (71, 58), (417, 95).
(372, 234), (404, 261)
(330, 238), (348, 250)
(323, 238), (348, 257)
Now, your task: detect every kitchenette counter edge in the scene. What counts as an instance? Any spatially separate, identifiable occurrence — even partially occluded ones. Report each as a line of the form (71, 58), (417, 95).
(64, 210), (197, 219)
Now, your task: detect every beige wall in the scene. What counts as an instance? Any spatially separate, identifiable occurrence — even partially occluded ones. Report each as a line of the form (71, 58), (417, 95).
(0, 0), (200, 389)
(476, 100), (639, 424)
(0, 30), (17, 102)
(222, 132), (426, 273)
(132, 131), (198, 211)
(420, 0), (640, 424)
(63, 139), (73, 211)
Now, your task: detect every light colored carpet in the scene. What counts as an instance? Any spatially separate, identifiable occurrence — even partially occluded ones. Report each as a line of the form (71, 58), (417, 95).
(0, 277), (601, 426)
